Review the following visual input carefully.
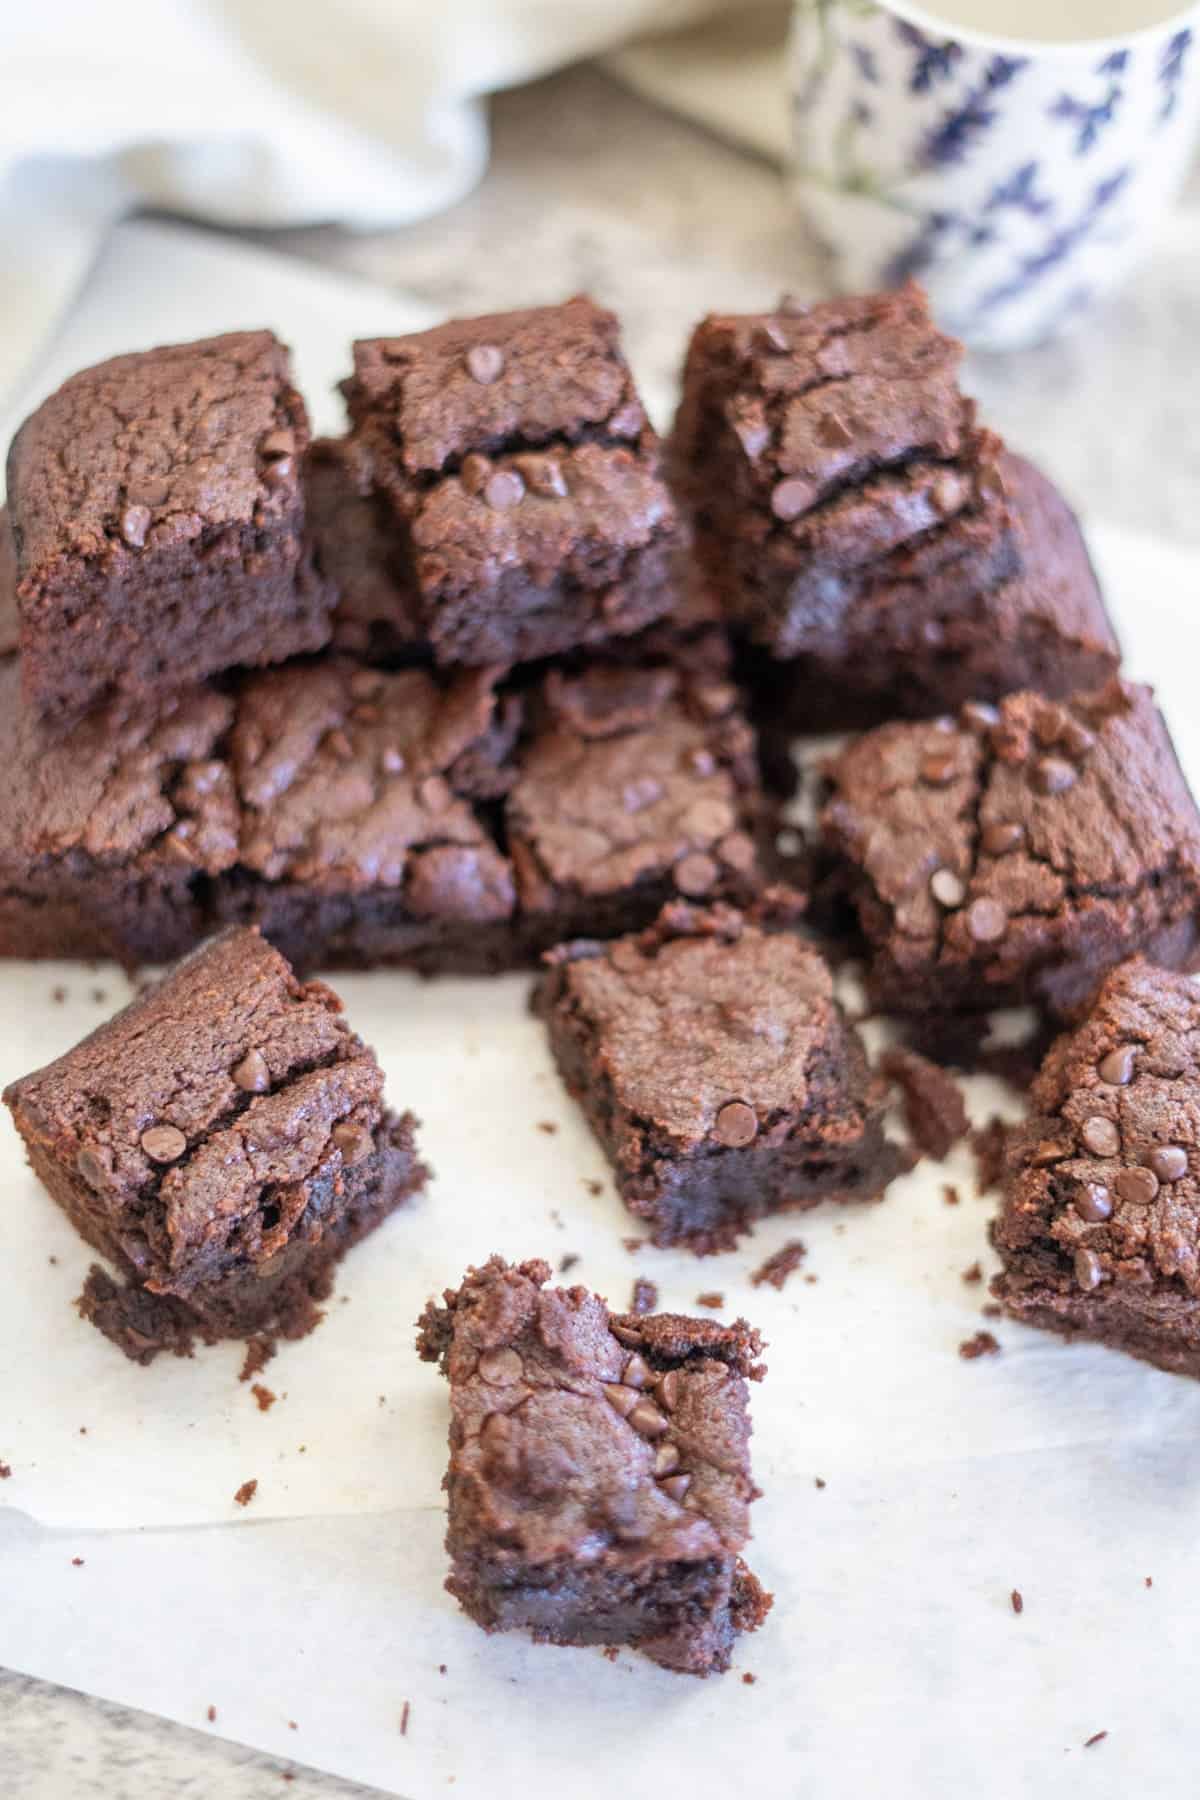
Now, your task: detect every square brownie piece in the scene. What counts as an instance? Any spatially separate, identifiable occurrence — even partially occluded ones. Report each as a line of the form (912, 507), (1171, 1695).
(539, 902), (904, 1251)
(341, 296), (680, 666)
(506, 662), (771, 951)
(993, 958), (1200, 1378)
(3, 926), (427, 1362)
(821, 680), (1200, 1020)
(671, 283), (1016, 662)
(7, 331), (333, 727)
(416, 1255), (771, 1675)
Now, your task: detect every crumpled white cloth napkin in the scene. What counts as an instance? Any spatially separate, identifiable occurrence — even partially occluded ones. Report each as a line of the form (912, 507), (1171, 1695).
(0, 0), (789, 403)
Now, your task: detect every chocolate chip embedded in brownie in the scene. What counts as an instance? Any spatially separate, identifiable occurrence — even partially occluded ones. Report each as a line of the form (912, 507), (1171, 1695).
(821, 679), (1200, 1020)
(3, 927), (427, 1362)
(671, 283), (1016, 663)
(339, 296), (681, 666)
(506, 662), (772, 949)
(416, 1255), (771, 1675)
(538, 901), (905, 1252)
(992, 957), (1200, 1378)
(7, 331), (333, 727)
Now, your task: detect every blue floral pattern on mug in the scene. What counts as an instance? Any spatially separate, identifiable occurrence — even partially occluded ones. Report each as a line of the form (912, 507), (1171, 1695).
(790, 1), (1200, 350)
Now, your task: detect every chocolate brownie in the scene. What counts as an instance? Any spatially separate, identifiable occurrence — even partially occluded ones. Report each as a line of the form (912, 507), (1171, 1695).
(338, 297), (680, 666)
(0, 508), (17, 657)
(539, 902), (905, 1251)
(3, 927), (426, 1362)
(993, 958), (1200, 1378)
(747, 450), (1121, 731)
(671, 283), (1016, 663)
(821, 679), (1200, 1019)
(305, 435), (423, 661)
(416, 1255), (771, 1675)
(7, 332), (333, 727)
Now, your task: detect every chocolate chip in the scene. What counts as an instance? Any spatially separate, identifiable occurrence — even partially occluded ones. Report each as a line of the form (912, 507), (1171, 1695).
(419, 775), (451, 814)
(770, 477), (814, 522)
(966, 897), (1008, 943)
(817, 413), (854, 449)
(660, 1473), (692, 1503)
(1080, 1116), (1120, 1158)
(627, 1400), (669, 1438)
(1060, 719), (1095, 759)
(140, 1124), (187, 1164)
(1033, 756), (1076, 796)
(718, 832), (757, 874)
(610, 1323), (643, 1349)
(603, 1382), (640, 1418)
(691, 681), (738, 719)
(232, 1049), (270, 1094)
(930, 473), (965, 516)
(930, 868), (965, 909)
(1033, 705), (1064, 748)
(119, 503), (152, 548)
(960, 701), (1000, 732)
(1116, 1166), (1159, 1206)
(622, 1353), (651, 1390)
(1148, 1145), (1188, 1182)
(483, 469), (525, 510)
(655, 1370), (680, 1411)
(332, 1122), (372, 1167)
(380, 746), (406, 775)
(262, 455), (293, 488)
(981, 820), (1024, 856)
(755, 321), (790, 353)
(654, 1442), (681, 1476)
(477, 1347), (523, 1386)
(465, 344), (504, 384)
(735, 419), (771, 460)
(1074, 1247), (1103, 1292)
(1075, 1183), (1113, 1223)
(674, 852), (718, 896)
(514, 454), (568, 498)
(459, 453), (492, 495)
(1097, 1046), (1135, 1087)
(715, 1101), (758, 1148)
(920, 751), (957, 787)
(76, 1147), (110, 1190)
(1031, 1137), (1073, 1167)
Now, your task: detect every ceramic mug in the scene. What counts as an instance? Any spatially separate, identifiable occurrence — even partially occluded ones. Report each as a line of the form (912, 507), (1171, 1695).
(790, 0), (1200, 349)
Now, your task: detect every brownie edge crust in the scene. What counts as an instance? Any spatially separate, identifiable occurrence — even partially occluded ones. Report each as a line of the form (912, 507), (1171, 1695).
(417, 1256), (771, 1675)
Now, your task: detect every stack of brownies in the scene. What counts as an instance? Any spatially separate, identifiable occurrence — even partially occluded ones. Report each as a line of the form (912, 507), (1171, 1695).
(6, 281), (1200, 1678)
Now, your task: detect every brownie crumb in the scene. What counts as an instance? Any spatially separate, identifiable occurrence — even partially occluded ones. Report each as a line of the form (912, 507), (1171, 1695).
(881, 1047), (969, 1160)
(751, 1240), (807, 1291)
(959, 1331), (1001, 1360)
(814, 1477), (827, 1490)
(438, 1665), (447, 1676)
(288, 1721), (297, 1732)
(233, 1479), (258, 1507)
(1145, 1577), (1153, 1589)
(251, 1384), (277, 1413)
(400, 1701), (411, 1736)
(630, 1277), (659, 1315)
(48, 1256), (58, 1266)
(71, 1557), (84, 1567)
(742, 1673), (757, 1685)
(982, 1302), (1003, 1319)
(601, 1647), (619, 1662)
(0, 1463), (10, 1480)
(51, 986), (66, 1005)
(537, 1121), (558, 1135)
(1011, 1589), (1024, 1615)
(584, 1179), (603, 1196)
(207, 1706), (217, 1723)
(1084, 1732), (1108, 1749)
(238, 1337), (277, 1383)
(962, 1262), (983, 1285)
(91, 988), (108, 1005)
(970, 1117), (1009, 1195)
(623, 1236), (646, 1254)
(559, 1253), (581, 1275)
(697, 1291), (725, 1309)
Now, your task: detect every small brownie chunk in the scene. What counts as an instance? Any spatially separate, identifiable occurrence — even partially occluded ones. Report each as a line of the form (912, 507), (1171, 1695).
(539, 902), (904, 1251)
(0, 508), (18, 657)
(339, 296), (679, 666)
(416, 1255), (771, 1675)
(672, 283), (1015, 661)
(8, 332), (332, 727)
(993, 958), (1200, 1378)
(822, 679), (1200, 1020)
(749, 450), (1120, 731)
(3, 927), (426, 1362)
(506, 662), (769, 947)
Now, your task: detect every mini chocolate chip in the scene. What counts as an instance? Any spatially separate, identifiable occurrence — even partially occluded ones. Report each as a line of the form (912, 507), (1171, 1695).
(1074, 1247), (1103, 1292)
(981, 820), (1024, 856)
(459, 453), (492, 495)
(960, 701), (1000, 732)
(76, 1147), (110, 1190)
(465, 344), (504, 384)
(1033, 756), (1076, 796)
(380, 746), (406, 775)
(930, 868), (965, 909)
(262, 455), (293, 487)
(770, 477), (814, 522)
(1060, 719), (1095, 758)
(119, 504), (151, 548)
(515, 454), (567, 498)
(660, 1473), (692, 1503)
(1116, 1166), (1159, 1206)
(140, 1124), (187, 1164)
(1075, 1183), (1113, 1223)
(692, 681), (738, 719)
(654, 1442), (681, 1476)
(484, 469), (525, 510)
(656, 1369), (680, 1411)
(232, 1049), (270, 1094)
(930, 473), (964, 516)
(628, 1400), (669, 1438)
(920, 751), (957, 786)
(966, 897), (1008, 944)
(1080, 1116), (1120, 1158)
(755, 321), (789, 353)
(1098, 1046), (1136, 1087)
(1031, 1137), (1073, 1167)
(610, 1323), (643, 1349)
(674, 852), (718, 896)
(1148, 1145), (1188, 1182)
(477, 1347), (523, 1386)
(623, 1353), (651, 1390)
(603, 1382), (640, 1419)
(419, 775), (451, 814)
(817, 413), (854, 448)
(1033, 705), (1064, 748)
(715, 1100), (758, 1147)
(735, 419), (770, 460)
(332, 1122), (372, 1167)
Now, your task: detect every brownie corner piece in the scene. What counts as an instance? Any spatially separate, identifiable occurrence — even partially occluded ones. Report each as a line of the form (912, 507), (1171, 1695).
(992, 957), (1200, 1378)
(416, 1254), (771, 1675)
(342, 296), (680, 665)
(821, 678), (1200, 1019)
(539, 900), (903, 1251)
(8, 330), (333, 724)
(3, 926), (426, 1361)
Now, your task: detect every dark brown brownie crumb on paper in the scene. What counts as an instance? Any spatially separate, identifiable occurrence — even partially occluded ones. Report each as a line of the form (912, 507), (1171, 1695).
(697, 1291), (725, 1309)
(959, 1331), (1001, 1360)
(233, 1479), (258, 1508)
(239, 1338), (277, 1383)
(750, 1241), (808, 1290)
(971, 1118), (1010, 1195)
(631, 1277), (659, 1314)
(880, 1047), (969, 1160)
(1011, 1589), (1024, 1615)
(251, 1385), (277, 1413)
(962, 1262), (983, 1285)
